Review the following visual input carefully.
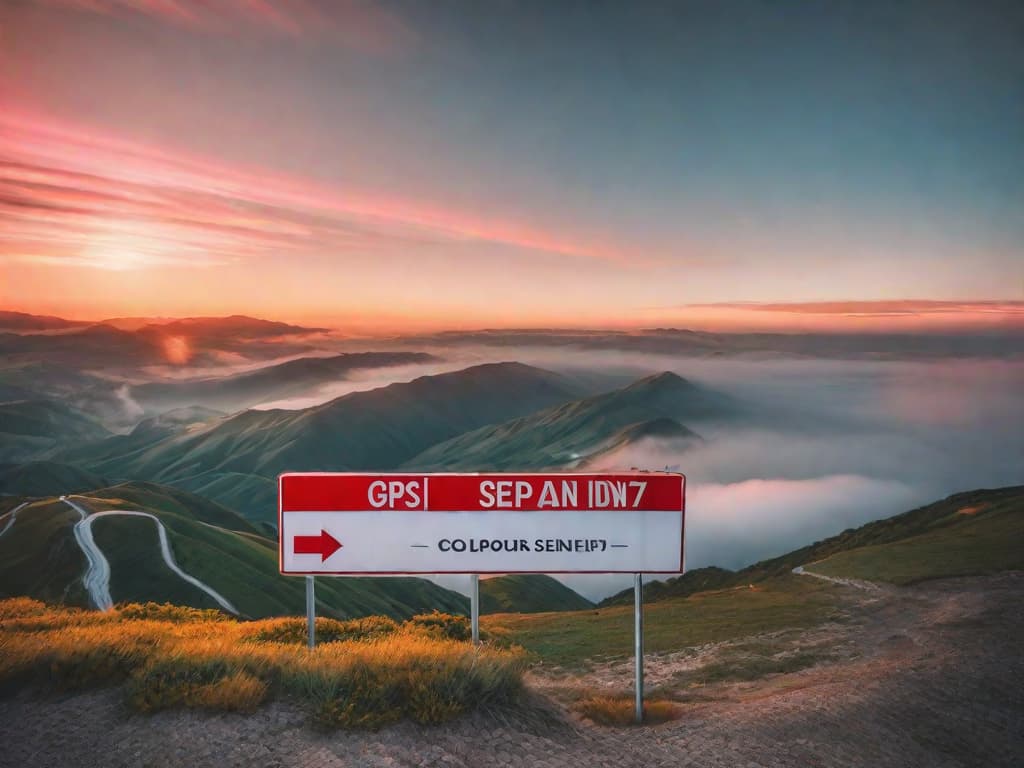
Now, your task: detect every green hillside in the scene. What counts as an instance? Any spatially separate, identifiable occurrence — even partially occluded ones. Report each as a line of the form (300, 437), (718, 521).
(480, 574), (594, 614)
(0, 399), (111, 462)
(0, 484), (470, 620)
(0, 498), (89, 605)
(55, 406), (225, 468)
(65, 362), (585, 520)
(599, 566), (738, 608)
(808, 492), (1024, 584)
(602, 485), (1024, 606)
(86, 481), (263, 534)
(0, 461), (108, 497)
(406, 372), (708, 470)
(171, 471), (277, 519)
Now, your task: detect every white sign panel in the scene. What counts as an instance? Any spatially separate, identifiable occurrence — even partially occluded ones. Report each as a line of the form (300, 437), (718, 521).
(279, 472), (685, 575)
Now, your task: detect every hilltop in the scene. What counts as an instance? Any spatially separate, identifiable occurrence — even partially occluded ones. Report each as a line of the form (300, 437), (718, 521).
(406, 372), (717, 470)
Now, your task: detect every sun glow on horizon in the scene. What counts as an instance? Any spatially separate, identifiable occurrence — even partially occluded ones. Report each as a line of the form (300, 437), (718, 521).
(162, 335), (192, 364)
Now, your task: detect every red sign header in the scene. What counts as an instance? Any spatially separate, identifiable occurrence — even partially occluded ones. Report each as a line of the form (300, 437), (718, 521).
(280, 472), (685, 513)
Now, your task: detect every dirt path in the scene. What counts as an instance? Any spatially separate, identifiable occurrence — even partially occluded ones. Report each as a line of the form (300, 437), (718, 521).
(792, 563), (881, 591)
(2, 573), (1022, 768)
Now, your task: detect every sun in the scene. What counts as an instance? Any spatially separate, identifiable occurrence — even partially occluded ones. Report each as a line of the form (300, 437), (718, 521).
(162, 335), (192, 364)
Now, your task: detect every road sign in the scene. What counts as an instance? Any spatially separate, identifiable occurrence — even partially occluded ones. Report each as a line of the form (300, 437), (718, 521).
(278, 472), (685, 575)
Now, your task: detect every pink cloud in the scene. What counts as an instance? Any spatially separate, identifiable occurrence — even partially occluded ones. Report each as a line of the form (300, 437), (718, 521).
(0, 110), (631, 271)
(686, 300), (1024, 317)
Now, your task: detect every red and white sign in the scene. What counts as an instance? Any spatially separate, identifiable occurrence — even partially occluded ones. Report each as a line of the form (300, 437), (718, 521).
(278, 472), (685, 575)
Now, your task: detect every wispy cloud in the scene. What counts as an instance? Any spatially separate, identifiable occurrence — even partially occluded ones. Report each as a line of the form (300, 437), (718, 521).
(0, 111), (625, 271)
(35, 0), (416, 51)
(684, 300), (1024, 318)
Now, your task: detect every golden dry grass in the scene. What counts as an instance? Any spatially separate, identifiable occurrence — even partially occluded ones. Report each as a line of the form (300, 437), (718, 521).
(572, 696), (681, 726)
(0, 599), (526, 728)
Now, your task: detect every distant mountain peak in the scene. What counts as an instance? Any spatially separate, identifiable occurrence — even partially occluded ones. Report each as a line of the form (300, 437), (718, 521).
(613, 417), (698, 442)
(623, 370), (693, 393)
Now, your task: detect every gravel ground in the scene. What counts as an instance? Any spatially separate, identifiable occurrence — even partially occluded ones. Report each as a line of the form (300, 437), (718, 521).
(1, 572), (1022, 768)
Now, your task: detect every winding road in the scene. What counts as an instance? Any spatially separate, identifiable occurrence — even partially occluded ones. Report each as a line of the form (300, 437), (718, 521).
(61, 497), (238, 615)
(0, 501), (29, 539)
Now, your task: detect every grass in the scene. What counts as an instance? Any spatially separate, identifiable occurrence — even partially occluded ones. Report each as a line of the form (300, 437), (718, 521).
(92, 515), (224, 609)
(0, 599), (526, 729)
(0, 499), (88, 605)
(483, 575), (839, 668)
(573, 696), (681, 726)
(605, 486), (1024, 605)
(809, 502), (1024, 585)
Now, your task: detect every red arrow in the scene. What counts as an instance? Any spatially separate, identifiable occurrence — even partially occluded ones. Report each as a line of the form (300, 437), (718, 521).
(293, 530), (343, 561)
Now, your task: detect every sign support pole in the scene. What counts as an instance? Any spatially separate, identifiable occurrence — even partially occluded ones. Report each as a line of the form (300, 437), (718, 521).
(634, 572), (644, 724)
(470, 574), (480, 645)
(306, 575), (316, 650)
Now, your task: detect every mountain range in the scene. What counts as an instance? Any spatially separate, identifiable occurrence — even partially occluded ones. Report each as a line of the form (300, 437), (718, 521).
(130, 351), (437, 414)
(0, 314), (324, 370)
(49, 363), (723, 519)
(56, 362), (591, 517)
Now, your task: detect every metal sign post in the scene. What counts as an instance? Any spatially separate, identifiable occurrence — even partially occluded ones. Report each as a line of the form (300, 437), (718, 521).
(634, 572), (644, 724)
(470, 574), (480, 645)
(306, 575), (316, 649)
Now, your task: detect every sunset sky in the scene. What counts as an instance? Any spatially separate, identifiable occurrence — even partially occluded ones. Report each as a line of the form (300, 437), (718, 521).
(2, 0), (1022, 332)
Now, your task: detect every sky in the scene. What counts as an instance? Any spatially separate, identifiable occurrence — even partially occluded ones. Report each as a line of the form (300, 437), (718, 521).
(1, 0), (1022, 332)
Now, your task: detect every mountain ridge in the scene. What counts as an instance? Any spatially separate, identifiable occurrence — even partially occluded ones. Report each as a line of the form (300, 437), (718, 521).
(405, 370), (712, 470)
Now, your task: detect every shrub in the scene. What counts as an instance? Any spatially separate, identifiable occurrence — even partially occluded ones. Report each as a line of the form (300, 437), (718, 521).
(247, 615), (399, 645)
(293, 636), (526, 729)
(0, 624), (156, 691)
(127, 649), (274, 712)
(406, 611), (471, 641)
(190, 671), (268, 712)
(573, 696), (681, 726)
(118, 602), (231, 624)
(0, 598), (525, 728)
(0, 597), (49, 620)
(308, 659), (406, 730)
